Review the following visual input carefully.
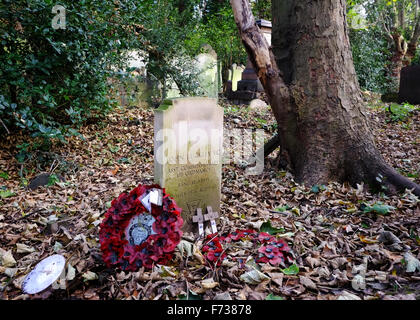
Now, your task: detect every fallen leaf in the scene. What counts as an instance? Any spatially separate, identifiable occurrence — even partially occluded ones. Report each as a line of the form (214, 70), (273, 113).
(403, 252), (420, 273)
(240, 269), (270, 284)
(0, 249), (16, 267)
(299, 275), (317, 290)
(243, 200), (257, 207)
(177, 240), (193, 257)
(53, 241), (63, 253)
(267, 272), (283, 287)
(82, 271), (98, 281)
(359, 235), (378, 244)
(351, 274), (366, 291)
(245, 220), (264, 230)
(383, 294), (416, 300)
(16, 243), (35, 254)
(213, 292), (232, 300)
(337, 291), (361, 300)
(248, 291), (267, 300)
(192, 244), (206, 265)
(201, 278), (219, 290)
(66, 264), (76, 281)
(111, 166), (120, 175)
(305, 256), (321, 268)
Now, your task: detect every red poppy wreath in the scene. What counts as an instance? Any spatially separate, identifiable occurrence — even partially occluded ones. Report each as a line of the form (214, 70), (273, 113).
(201, 229), (294, 267)
(99, 184), (183, 271)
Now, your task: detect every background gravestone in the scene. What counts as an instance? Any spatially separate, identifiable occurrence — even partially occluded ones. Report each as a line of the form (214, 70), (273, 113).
(154, 97), (223, 232)
(195, 45), (219, 99)
(398, 65), (420, 105)
(227, 20), (271, 104)
(228, 63), (245, 92)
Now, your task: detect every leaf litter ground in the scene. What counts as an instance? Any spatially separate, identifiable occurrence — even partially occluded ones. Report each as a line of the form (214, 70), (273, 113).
(0, 97), (419, 300)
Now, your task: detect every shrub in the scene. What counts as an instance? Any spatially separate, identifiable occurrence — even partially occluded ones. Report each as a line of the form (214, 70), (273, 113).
(350, 28), (391, 94)
(0, 0), (139, 141)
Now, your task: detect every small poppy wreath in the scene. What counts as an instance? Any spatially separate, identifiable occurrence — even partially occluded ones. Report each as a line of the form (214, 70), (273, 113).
(202, 229), (293, 267)
(99, 184), (183, 271)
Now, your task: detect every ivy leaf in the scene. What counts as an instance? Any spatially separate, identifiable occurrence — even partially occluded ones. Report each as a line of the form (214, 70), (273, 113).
(311, 184), (327, 193)
(0, 171), (9, 180)
(266, 293), (284, 300)
(281, 264), (299, 275)
(362, 202), (395, 215)
(260, 220), (285, 235)
(0, 190), (15, 199)
(274, 205), (291, 212)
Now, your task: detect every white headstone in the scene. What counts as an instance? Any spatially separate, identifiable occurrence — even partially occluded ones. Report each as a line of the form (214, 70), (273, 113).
(154, 97), (223, 231)
(195, 45), (219, 99)
(231, 64), (245, 91)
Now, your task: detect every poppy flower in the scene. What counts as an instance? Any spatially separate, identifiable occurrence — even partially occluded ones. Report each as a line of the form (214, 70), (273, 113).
(258, 232), (274, 243)
(99, 184), (183, 270)
(200, 229), (294, 268)
(227, 229), (256, 241)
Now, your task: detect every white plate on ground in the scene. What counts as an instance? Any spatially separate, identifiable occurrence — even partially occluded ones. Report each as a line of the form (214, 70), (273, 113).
(22, 254), (66, 294)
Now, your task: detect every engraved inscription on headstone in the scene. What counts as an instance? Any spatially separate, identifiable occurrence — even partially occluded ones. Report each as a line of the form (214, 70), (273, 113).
(154, 97), (223, 232)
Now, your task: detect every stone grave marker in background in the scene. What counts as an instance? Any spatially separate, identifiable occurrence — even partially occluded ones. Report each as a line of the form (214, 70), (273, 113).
(398, 65), (420, 105)
(195, 45), (219, 99)
(227, 19), (272, 104)
(228, 63), (245, 92)
(154, 97), (223, 232)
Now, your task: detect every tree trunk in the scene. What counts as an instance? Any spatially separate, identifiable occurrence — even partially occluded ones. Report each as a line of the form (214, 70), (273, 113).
(231, 0), (420, 196)
(389, 33), (407, 91)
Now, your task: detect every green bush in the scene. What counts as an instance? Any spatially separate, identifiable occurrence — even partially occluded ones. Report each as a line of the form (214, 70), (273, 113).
(412, 48), (420, 65)
(385, 103), (418, 123)
(185, 3), (247, 83)
(0, 0), (140, 141)
(350, 28), (391, 94)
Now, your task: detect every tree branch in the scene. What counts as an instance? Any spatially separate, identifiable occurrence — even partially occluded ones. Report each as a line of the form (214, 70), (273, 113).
(0, 118), (10, 134)
(230, 0), (298, 158)
(411, 15), (420, 45)
(230, 0), (288, 101)
(397, 0), (405, 30)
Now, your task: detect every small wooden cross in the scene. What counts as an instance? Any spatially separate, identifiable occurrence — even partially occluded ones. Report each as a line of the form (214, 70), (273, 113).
(192, 208), (204, 237)
(204, 206), (219, 234)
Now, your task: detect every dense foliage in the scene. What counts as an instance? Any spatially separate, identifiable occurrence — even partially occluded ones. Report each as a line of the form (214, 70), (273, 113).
(185, 2), (247, 81)
(1, 0), (416, 144)
(0, 0), (210, 142)
(136, 0), (204, 100)
(185, 0), (271, 83)
(412, 48), (420, 64)
(350, 28), (392, 94)
(347, 0), (420, 92)
(0, 0), (252, 142)
(0, 0), (138, 141)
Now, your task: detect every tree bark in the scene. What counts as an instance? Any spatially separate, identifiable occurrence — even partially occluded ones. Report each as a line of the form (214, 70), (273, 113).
(231, 0), (420, 196)
(406, 15), (420, 62)
(389, 33), (408, 91)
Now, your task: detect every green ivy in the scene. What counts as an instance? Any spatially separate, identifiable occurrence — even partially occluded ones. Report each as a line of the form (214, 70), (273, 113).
(0, 0), (205, 143)
(349, 28), (391, 94)
(0, 0), (139, 142)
